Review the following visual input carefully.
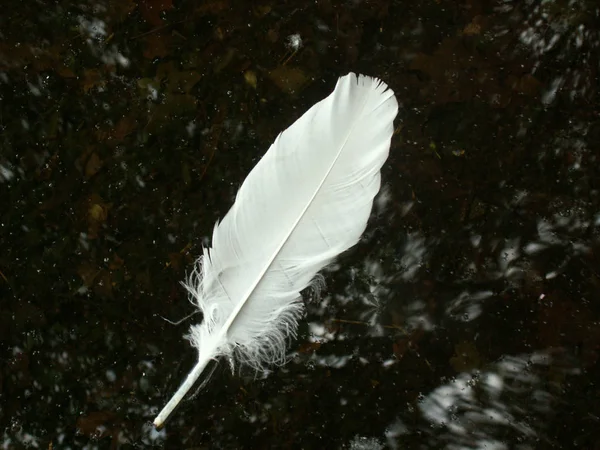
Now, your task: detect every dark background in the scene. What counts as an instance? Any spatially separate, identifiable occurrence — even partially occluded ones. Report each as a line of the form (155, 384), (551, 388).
(1, 0), (599, 448)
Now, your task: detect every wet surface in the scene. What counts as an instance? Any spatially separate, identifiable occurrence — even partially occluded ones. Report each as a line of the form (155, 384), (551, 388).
(1, 0), (600, 448)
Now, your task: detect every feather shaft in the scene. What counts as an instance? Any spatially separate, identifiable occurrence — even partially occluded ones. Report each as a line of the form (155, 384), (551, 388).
(153, 356), (211, 428)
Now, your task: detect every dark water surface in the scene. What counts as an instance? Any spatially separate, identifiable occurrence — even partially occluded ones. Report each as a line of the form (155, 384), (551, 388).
(1, 0), (600, 448)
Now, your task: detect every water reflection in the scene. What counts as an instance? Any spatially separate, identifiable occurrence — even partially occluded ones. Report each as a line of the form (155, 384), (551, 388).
(495, 0), (600, 103)
(418, 350), (576, 449)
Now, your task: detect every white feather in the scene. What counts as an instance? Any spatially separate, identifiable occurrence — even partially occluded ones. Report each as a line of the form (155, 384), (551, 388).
(153, 73), (398, 427)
